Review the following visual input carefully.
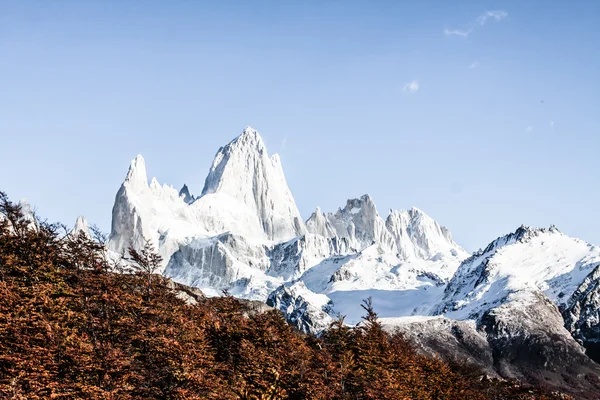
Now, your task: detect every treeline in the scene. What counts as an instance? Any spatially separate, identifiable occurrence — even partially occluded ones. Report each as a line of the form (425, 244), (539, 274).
(0, 192), (569, 399)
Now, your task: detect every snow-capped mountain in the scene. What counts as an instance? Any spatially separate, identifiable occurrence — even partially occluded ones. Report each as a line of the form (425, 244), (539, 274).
(432, 225), (600, 320)
(106, 127), (600, 369)
(107, 127), (469, 329)
(102, 125), (600, 395)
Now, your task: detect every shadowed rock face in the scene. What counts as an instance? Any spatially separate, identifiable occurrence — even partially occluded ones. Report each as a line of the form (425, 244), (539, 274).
(563, 264), (600, 363)
(163, 232), (272, 297)
(383, 317), (497, 378)
(479, 293), (600, 398)
(165, 277), (273, 318)
(266, 282), (333, 335)
(387, 293), (600, 399)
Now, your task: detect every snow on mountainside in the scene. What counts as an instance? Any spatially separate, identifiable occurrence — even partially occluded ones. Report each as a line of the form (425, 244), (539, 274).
(306, 194), (396, 253)
(107, 127), (470, 332)
(432, 225), (600, 320)
(108, 127), (303, 266)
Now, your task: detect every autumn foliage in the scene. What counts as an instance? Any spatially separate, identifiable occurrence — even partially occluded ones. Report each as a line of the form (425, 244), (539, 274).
(0, 192), (569, 399)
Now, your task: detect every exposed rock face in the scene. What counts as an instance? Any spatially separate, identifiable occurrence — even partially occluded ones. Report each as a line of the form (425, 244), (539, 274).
(107, 127), (469, 321)
(164, 277), (206, 305)
(108, 155), (154, 257)
(267, 281), (334, 335)
(563, 264), (600, 363)
(267, 234), (351, 280)
(386, 293), (600, 399)
(178, 184), (195, 204)
(479, 293), (600, 398)
(381, 317), (497, 378)
(165, 277), (273, 317)
(305, 207), (337, 239)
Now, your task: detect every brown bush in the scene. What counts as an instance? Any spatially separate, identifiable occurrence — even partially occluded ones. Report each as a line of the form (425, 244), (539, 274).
(0, 192), (570, 399)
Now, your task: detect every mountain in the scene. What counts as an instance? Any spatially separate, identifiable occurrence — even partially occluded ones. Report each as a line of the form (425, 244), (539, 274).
(108, 127), (468, 327)
(106, 126), (600, 396)
(417, 225), (600, 396)
(432, 225), (600, 320)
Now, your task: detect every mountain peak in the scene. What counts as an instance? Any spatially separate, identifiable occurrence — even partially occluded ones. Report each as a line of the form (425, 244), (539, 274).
(72, 216), (91, 237)
(342, 194), (377, 216)
(386, 207), (466, 261)
(179, 184), (195, 204)
(125, 154), (148, 190)
(231, 126), (265, 152)
(201, 127), (305, 241)
(409, 206), (423, 215)
(242, 125), (258, 136)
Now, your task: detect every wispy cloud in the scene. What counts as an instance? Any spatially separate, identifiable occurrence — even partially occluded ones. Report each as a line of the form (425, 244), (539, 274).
(280, 137), (287, 152)
(444, 10), (508, 38)
(476, 10), (508, 26)
(444, 28), (470, 38)
(549, 121), (554, 130)
(525, 126), (533, 133)
(403, 80), (419, 94)
(468, 61), (480, 69)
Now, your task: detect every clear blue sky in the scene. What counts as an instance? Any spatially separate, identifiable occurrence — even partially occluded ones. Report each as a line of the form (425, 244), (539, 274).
(1, 0), (599, 252)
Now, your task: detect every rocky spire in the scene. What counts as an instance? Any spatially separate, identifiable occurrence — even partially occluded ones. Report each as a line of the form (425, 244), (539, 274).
(201, 126), (305, 241)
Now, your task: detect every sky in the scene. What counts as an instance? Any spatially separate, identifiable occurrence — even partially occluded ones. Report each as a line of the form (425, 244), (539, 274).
(1, 0), (599, 252)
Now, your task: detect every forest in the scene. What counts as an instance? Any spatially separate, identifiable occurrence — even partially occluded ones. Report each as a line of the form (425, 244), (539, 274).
(0, 191), (569, 399)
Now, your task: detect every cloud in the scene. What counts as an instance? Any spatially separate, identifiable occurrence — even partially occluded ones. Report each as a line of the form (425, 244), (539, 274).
(525, 126), (533, 133)
(476, 10), (508, 26)
(549, 121), (554, 130)
(468, 61), (480, 69)
(280, 137), (287, 152)
(403, 80), (419, 93)
(444, 28), (470, 37)
(444, 10), (508, 38)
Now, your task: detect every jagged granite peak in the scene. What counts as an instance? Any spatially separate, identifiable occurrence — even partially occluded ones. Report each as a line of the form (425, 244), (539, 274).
(267, 233), (352, 281)
(71, 215), (91, 237)
(179, 184), (195, 204)
(125, 154), (148, 190)
(305, 206), (337, 238)
(433, 225), (600, 320)
(385, 207), (467, 261)
(323, 194), (396, 253)
(201, 126), (305, 241)
(108, 154), (154, 258)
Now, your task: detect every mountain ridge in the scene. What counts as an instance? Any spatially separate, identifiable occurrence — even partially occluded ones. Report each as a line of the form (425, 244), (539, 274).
(105, 127), (600, 396)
